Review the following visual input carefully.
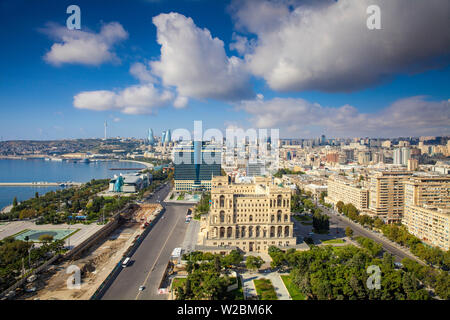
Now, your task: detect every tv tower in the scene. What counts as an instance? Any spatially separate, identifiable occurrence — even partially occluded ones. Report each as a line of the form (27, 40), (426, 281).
(104, 121), (108, 140)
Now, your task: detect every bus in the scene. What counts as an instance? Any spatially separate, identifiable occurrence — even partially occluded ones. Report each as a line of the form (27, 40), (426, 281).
(122, 257), (131, 267)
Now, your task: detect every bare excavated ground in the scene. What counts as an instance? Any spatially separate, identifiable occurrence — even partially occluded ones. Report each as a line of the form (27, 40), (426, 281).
(20, 204), (162, 300)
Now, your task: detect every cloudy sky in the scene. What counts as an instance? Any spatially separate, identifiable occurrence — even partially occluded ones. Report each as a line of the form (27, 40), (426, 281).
(0, 0), (449, 140)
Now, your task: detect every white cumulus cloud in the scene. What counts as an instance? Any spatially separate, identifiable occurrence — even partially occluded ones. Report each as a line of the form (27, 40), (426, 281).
(230, 0), (450, 92)
(73, 84), (173, 115)
(41, 22), (128, 66)
(129, 62), (157, 83)
(150, 12), (254, 101)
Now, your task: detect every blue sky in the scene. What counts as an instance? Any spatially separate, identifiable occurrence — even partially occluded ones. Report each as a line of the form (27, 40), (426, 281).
(0, 0), (449, 140)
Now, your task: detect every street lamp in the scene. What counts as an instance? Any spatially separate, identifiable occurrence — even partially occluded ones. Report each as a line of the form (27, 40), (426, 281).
(28, 244), (33, 269)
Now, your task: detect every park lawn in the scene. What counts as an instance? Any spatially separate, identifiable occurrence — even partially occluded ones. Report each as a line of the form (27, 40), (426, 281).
(281, 275), (306, 300)
(321, 238), (345, 244)
(254, 278), (278, 300)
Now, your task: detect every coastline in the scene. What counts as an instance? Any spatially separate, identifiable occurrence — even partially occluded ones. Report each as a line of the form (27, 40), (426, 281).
(119, 159), (154, 169)
(0, 158), (148, 212)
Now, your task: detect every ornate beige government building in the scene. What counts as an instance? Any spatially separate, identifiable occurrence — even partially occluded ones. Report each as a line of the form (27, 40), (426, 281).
(200, 176), (296, 253)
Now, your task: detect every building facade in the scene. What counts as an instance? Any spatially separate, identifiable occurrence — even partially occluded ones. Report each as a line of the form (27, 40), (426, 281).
(368, 171), (412, 223)
(326, 176), (369, 211)
(202, 176), (296, 253)
(173, 141), (222, 191)
(403, 176), (450, 250)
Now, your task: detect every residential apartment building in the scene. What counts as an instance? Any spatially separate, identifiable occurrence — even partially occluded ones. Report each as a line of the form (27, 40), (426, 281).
(403, 176), (450, 250)
(202, 176), (296, 253)
(368, 171), (412, 223)
(326, 176), (369, 211)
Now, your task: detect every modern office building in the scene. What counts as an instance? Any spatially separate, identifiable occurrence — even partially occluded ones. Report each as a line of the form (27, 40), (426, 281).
(326, 176), (369, 212)
(164, 129), (172, 144)
(202, 176), (296, 253)
(147, 128), (155, 145)
(403, 176), (450, 250)
(173, 141), (222, 191)
(368, 171), (412, 223)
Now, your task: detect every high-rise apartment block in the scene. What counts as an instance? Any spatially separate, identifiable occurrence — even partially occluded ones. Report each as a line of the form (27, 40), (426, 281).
(393, 147), (411, 166)
(368, 171), (412, 223)
(407, 158), (419, 171)
(403, 176), (450, 250)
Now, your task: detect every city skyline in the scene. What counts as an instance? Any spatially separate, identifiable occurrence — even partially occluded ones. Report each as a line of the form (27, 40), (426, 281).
(0, 0), (449, 140)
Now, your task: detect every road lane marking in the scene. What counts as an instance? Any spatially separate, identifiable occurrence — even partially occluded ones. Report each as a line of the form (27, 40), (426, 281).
(135, 206), (183, 300)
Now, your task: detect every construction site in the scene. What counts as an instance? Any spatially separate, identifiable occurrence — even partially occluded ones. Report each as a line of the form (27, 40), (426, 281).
(20, 203), (162, 300)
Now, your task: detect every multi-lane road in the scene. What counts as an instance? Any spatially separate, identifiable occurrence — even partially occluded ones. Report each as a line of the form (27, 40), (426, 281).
(319, 204), (424, 264)
(101, 183), (425, 300)
(101, 183), (192, 300)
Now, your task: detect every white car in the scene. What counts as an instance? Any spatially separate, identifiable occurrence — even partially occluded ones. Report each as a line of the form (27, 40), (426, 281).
(139, 285), (145, 291)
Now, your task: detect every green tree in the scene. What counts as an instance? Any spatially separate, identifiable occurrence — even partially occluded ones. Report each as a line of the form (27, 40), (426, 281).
(345, 227), (354, 238)
(246, 256), (264, 270)
(12, 197), (18, 207)
(374, 218), (384, 230)
(336, 201), (344, 213)
(312, 212), (329, 233)
(222, 250), (243, 267)
(38, 234), (54, 243)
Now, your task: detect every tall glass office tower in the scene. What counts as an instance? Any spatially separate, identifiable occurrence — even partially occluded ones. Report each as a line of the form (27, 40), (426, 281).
(174, 141), (221, 191)
(148, 128), (155, 145)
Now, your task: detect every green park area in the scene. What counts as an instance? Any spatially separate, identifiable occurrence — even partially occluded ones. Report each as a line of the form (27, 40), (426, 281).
(281, 275), (306, 300)
(321, 238), (345, 244)
(254, 278), (278, 300)
(174, 250), (244, 300)
(172, 277), (187, 291)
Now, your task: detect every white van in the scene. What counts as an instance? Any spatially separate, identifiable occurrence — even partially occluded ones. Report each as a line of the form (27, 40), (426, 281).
(122, 257), (131, 267)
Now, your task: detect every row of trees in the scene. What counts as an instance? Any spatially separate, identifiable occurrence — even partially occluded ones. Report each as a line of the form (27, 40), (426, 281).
(194, 192), (211, 218)
(381, 224), (449, 269)
(0, 237), (65, 292)
(290, 188), (320, 214)
(2, 168), (171, 225)
(1, 179), (110, 223)
(273, 168), (305, 178)
(335, 201), (449, 270)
